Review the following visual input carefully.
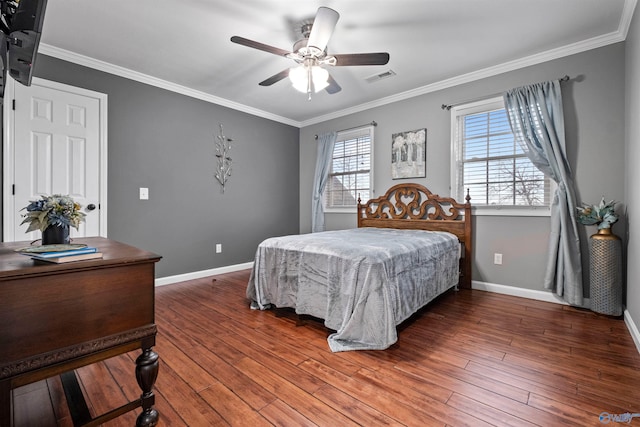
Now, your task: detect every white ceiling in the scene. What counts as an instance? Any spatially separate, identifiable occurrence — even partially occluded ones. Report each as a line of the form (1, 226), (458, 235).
(38, 0), (633, 127)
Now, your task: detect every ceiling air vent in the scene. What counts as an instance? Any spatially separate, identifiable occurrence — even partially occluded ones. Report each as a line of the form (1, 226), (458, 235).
(365, 70), (396, 83)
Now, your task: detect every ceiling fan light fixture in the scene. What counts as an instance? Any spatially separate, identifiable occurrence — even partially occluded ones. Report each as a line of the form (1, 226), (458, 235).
(231, 6), (388, 97)
(289, 64), (329, 94)
(311, 66), (329, 92)
(289, 65), (307, 92)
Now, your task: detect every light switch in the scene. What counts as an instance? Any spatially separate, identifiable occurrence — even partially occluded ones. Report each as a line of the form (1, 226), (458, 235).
(139, 187), (149, 200)
(494, 253), (503, 265)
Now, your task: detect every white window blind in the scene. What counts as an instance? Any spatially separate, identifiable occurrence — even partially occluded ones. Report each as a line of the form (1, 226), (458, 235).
(451, 97), (551, 215)
(324, 126), (374, 210)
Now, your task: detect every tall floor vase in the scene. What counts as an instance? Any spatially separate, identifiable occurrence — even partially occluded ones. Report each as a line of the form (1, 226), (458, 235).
(589, 228), (622, 316)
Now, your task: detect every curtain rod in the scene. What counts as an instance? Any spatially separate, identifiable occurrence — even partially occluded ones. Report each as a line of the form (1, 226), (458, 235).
(314, 121), (377, 139)
(440, 75), (570, 111)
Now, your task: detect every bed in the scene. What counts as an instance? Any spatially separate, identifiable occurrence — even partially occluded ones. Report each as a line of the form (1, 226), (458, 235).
(247, 183), (472, 352)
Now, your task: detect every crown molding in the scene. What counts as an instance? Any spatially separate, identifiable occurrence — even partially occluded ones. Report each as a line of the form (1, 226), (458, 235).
(299, 29), (628, 127)
(39, 0), (636, 130)
(37, 44), (300, 128)
(620, 0), (639, 36)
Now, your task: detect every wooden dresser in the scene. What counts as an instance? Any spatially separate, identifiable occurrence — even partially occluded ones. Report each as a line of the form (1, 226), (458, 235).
(0, 237), (162, 426)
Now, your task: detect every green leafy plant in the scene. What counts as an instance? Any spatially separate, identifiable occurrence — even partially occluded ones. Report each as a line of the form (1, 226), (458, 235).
(576, 197), (618, 230)
(21, 194), (86, 232)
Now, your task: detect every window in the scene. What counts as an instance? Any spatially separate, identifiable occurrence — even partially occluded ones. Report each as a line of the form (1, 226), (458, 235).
(451, 97), (552, 216)
(324, 125), (374, 211)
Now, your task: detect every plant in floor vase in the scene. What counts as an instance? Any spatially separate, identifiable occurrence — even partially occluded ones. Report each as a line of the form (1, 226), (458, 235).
(20, 194), (86, 245)
(576, 197), (618, 231)
(576, 196), (622, 316)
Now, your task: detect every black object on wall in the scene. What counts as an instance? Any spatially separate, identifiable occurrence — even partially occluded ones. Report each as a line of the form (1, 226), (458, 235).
(0, 0), (48, 97)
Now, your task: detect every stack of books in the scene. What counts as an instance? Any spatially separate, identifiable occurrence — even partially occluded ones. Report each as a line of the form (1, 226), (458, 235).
(18, 245), (103, 263)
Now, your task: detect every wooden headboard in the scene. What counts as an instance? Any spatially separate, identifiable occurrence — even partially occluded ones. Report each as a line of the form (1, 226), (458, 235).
(357, 183), (472, 289)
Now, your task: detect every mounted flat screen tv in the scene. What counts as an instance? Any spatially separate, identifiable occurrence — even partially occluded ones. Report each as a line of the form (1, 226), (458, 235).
(0, 0), (48, 97)
(0, 32), (7, 97)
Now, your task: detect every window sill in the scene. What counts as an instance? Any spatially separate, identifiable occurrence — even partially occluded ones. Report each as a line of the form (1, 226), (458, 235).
(472, 206), (551, 217)
(325, 207), (359, 214)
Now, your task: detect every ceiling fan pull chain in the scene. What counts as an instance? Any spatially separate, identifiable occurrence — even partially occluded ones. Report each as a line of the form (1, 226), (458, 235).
(307, 64), (313, 99)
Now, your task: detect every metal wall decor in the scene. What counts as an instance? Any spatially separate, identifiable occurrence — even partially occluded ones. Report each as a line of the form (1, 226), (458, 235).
(214, 123), (233, 193)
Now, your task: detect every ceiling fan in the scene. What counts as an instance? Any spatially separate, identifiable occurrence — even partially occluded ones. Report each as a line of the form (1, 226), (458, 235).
(230, 7), (390, 99)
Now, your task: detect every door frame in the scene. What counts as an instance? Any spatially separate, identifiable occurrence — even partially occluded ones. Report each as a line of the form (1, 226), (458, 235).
(2, 77), (108, 241)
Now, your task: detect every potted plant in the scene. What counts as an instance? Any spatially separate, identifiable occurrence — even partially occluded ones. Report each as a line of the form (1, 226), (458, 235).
(21, 194), (86, 245)
(576, 197), (619, 232)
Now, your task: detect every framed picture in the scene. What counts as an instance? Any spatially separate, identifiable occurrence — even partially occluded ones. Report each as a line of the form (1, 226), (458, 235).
(391, 128), (426, 179)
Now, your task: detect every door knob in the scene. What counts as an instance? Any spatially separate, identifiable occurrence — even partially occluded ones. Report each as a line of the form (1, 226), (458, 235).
(86, 203), (96, 211)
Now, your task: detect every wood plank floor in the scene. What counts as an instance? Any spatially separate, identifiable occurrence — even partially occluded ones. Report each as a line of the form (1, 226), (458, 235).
(13, 269), (640, 426)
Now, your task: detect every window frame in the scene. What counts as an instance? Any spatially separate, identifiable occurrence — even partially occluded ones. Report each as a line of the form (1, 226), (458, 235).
(323, 125), (375, 214)
(450, 96), (553, 217)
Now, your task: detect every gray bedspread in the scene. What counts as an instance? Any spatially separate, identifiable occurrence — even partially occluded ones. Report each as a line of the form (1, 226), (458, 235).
(246, 228), (460, 352)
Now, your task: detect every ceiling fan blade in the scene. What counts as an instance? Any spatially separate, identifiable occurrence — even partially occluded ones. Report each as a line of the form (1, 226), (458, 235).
(325, 74), (341, 94)
(230, 36), (291, 57)
(259, 69), (290, 86)
(307, 7), (339, 52)
(333, 53), (390, 66)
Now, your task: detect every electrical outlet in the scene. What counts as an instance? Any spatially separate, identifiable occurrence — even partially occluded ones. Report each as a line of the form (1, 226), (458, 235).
(215, 243), (222, 254)
(494, 253), (503, 265)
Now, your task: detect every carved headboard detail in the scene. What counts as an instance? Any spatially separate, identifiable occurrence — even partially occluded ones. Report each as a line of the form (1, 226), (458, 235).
(357, 183), (472, 289)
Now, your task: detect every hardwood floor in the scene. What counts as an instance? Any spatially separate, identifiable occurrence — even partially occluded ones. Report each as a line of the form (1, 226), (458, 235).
(13, 269), (640, 426)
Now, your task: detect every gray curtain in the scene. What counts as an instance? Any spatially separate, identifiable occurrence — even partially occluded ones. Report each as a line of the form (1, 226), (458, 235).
(503, 80), (583, 306)
(311, 131), (337, 232)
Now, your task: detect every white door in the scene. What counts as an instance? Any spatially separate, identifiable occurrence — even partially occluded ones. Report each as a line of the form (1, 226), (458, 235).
(3, 77), (108, 242)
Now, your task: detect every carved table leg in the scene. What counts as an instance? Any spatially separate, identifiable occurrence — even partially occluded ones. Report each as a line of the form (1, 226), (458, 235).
(135, 348), (159, 427)
(0, 380), (11, 427)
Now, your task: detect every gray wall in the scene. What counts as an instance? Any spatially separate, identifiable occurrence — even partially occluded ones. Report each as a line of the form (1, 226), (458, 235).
(300, 43), (626, 297)
(30, 55), (300, 278)
(625, 7), (640, 339)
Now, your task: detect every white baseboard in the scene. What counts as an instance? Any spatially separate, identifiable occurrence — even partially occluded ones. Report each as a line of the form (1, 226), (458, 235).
(624, 310), (640, 355)
(155, 262), (254, 287)
(472, 279), (640, 355)
(471, 280), (591, 308)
